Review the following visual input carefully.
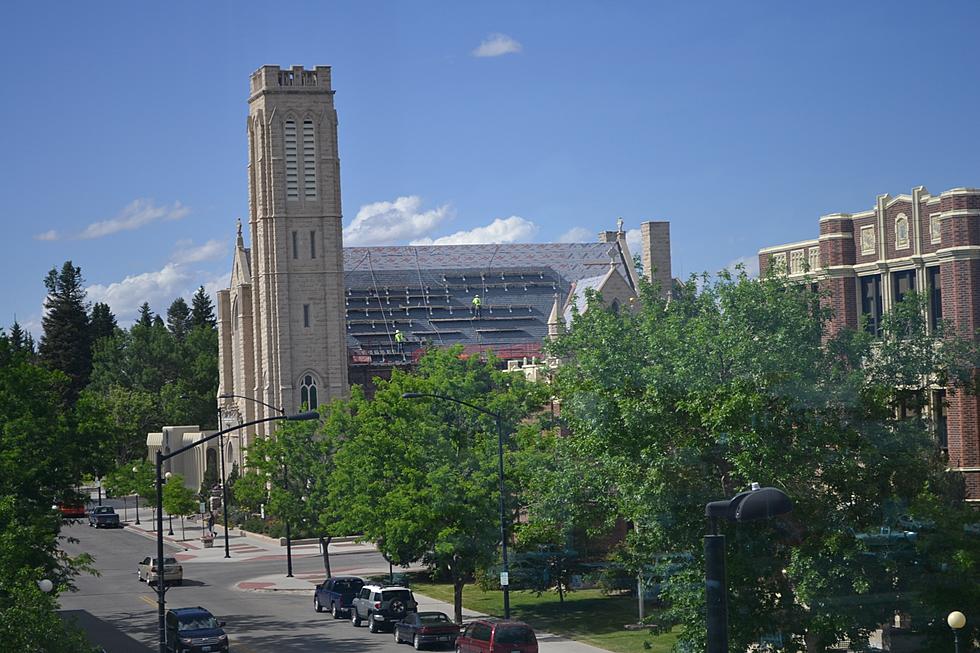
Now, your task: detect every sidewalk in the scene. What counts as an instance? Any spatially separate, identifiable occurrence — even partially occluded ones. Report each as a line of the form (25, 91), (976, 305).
(235, 572), (611, 653)
(118, 505), (377, 564)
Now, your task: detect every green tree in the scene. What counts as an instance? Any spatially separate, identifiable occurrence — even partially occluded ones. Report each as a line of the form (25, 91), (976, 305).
(8, 320), (35, 357)
(89, 302), (117, 344)
(166, 297), (191, 342)
(136, 302), (153, 328)
(190, 286), (216, 330)
(162, 474), (199, 541)
(547, 272), (980, 652)
(39, 261), (91, 402)
(325, 347), (548, 623)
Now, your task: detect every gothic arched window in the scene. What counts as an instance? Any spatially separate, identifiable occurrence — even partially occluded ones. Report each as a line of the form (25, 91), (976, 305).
(300, 374), (318, 410)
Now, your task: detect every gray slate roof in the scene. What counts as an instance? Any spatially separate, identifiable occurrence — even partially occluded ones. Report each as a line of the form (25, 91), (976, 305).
(341, 242), (631, 361)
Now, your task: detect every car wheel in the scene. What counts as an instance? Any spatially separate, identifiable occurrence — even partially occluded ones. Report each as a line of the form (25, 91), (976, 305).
(413, 633), (422, 650)
(368, 615), (379, 633)
(351, 608), (361, 627)
(331, 602), (341, 619)
(314, 597), (323, 613)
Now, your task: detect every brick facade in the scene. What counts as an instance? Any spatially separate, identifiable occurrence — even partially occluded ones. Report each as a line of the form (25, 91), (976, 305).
(760, 186), (980, 501)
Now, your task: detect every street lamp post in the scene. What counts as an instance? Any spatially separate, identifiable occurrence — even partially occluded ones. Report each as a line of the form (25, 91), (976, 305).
(132, 466), (141, 526)
(216, 407), (231, 559)
(947, 611), (967, 653)
(154, 410), (319, 653)
(217, 393), (294, 577)
(703, 484), (793, 653)
(164, 472), (174, 535)
(402, 391), (512, 620)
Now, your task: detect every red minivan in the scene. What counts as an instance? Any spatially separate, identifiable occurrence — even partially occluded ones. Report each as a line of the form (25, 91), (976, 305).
(456, 619), (538, 653)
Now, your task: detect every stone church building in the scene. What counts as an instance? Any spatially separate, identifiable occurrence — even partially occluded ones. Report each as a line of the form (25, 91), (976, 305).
(149, 65), (673, 486)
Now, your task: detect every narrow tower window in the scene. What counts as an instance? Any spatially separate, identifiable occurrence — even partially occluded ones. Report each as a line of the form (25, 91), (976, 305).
(303, 304), (310, 328)
(292, 231), (298, 259)
(310, 231), (316, 259)
(303, 120), (316, 198)
(285, 120), (298, 199)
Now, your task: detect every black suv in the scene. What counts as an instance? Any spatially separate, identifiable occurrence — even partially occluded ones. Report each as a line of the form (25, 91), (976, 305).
(164, 607), (229, 653)
(350, 584), (418, 633)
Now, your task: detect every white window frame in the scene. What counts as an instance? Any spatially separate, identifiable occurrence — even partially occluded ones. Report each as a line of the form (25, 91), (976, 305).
(808, 246), (820, 271)
(771, 252), (787, 275)
(790, 249), (805, 275)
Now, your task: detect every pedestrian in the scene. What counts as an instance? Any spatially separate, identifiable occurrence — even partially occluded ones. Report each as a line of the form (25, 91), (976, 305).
(471, 294), (482, 318)
(207, 511), (215, 535)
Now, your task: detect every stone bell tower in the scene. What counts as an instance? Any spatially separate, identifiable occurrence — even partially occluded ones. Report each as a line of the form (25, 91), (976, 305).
(243, 65), (349, 430)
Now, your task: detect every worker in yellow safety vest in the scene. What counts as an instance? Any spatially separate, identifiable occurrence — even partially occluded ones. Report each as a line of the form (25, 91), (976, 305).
(471, 294), (482, 318)
(394, 329), (405, 352)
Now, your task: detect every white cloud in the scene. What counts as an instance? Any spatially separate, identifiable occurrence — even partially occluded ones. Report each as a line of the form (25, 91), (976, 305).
(557, 227), (593, 243)
(411, 216), (538, 246)
(74, 199), (190, 240)
(625, 228), (641, 254)
(472, 33), (523, 58)
(86, 263), (190, 320)
(344, 195), (453, 246)
(724, 255), (761, 279)
(34, 230), (59, 241)
(172, 239), (227, 264)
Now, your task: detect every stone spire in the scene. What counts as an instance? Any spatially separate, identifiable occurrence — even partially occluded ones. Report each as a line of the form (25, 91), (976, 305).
(236, 217), (244, 249)
(547, 293), (564, 340)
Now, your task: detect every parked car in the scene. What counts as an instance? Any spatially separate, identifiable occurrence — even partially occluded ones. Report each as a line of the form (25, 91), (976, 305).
(89, 506), (121, 528)
(351, 584), (418, 633)
(456, 619), (538, 653)
(314, 575), (364, 618)
(138, 556), (183, 585)
(164, 606), (228, 653)
(394, 611), (459, 649)
(56, 502), (86, 519)
(855, 526), (917, 547)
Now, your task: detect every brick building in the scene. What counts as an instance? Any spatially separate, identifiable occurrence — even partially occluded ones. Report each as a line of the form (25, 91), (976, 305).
(759, 186), (980, 501)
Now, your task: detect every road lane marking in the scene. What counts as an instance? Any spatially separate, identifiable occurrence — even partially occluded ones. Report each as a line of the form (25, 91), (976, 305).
(139, 595), (156, 607)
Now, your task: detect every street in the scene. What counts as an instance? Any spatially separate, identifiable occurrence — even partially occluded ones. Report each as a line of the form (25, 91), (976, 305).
(58, 507), (418, 653)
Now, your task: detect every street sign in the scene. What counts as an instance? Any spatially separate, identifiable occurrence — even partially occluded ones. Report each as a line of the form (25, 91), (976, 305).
(499, 572), (509, 586)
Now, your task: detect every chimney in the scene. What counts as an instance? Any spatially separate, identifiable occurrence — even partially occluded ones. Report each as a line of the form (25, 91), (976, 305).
(640, 221), (671, 296)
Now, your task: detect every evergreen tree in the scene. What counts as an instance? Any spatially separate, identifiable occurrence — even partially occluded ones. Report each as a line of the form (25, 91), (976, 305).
(38, 261), (91, 402)
(190, 286), (216, 330)
(136, 302), (153, 328)
(10, 318), (35, 357)
(166, 297), (191, 341)
(89, 302), (117, 344)
(152, 315), (164, 329)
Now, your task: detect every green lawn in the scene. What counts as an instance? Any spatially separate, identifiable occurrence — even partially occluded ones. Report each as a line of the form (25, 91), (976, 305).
(397, 575), (678, 653)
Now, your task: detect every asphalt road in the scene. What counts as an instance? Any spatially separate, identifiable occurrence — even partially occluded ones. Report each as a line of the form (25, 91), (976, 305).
(58, 519), (428, 653)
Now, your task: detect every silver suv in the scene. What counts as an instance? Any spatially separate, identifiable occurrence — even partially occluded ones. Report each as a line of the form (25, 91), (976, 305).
(350, 584), (418, 633)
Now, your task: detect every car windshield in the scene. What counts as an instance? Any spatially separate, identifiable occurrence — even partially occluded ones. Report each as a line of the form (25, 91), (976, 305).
(94, 507), (113, 514)
(151, 558), (178, 565)
(419, 613), (450, 624)
(495, 626), (535, 644)
(334, 580), (361, 591)
(383, 590), (412, 601)
(178, 615), (219, 631)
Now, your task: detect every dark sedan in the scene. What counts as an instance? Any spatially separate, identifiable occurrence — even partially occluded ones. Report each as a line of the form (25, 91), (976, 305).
(393, 611), (459, 649)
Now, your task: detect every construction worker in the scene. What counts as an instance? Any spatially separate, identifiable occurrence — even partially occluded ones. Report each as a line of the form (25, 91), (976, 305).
(471, 294), (482, 318)
(394, 328), (405, 353)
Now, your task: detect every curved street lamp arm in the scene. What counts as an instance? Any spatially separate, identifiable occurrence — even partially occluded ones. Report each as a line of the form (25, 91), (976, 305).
(401, 392), (501, 420)
(162, 411), (317, 463)
(218, 392), (287, 415)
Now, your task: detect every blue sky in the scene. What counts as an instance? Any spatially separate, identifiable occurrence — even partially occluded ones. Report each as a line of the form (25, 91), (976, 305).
(3, 1), (980, 337)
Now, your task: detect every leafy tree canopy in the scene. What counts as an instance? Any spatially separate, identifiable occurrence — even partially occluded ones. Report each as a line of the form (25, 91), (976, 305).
(546, 271), (980, 652)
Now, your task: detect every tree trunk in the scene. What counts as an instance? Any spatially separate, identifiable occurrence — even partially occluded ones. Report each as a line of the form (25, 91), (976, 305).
(453, 575), (464, 625)
(804, 630), (825, 653)
(319, 535), (332, 578)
